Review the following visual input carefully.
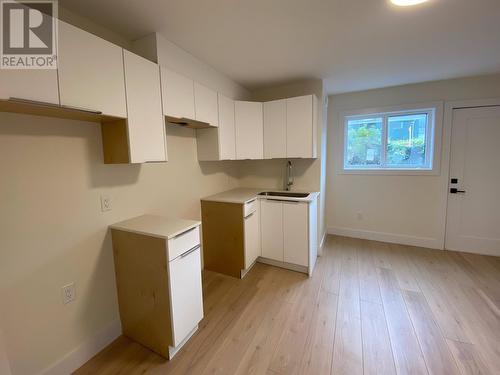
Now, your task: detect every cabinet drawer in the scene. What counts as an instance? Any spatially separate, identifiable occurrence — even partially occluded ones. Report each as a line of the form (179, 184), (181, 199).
(168, 226), (200, 261)
(244, 199), (258, 217)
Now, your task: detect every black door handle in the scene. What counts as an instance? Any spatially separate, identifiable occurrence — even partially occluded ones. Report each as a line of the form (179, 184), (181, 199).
(450, 188), (466, 194)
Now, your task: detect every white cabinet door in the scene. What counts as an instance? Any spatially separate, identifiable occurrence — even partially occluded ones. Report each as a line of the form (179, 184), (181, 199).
(168, 247), (203, 347)
(161, 67), (195, 120)
(0, 69), (59, 104)
(260, 199), (283, 261)
(235, 101), (263, 160)
(218, 94), (236, 160)
(283, 201), (309, 267)
(263, 99), (287, 159)
(286, 95), (315, 158)
(194, 82), (218, 126)
(244, 205), (261, 269)
(58, 21), (127, 117)
(123, 51), (166, 163)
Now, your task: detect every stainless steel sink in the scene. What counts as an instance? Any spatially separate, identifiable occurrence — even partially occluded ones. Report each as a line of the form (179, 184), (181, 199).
(258, 191), (310, 198)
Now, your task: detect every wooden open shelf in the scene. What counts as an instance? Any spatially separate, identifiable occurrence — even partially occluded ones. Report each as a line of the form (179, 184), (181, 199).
(0, 98), (132, 164)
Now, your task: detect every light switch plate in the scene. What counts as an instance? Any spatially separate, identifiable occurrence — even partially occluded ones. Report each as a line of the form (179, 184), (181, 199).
(100, 194), (111, 212)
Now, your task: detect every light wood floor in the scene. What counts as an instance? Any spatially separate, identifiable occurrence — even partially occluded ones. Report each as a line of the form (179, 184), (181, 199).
(75, 236), (500, 374)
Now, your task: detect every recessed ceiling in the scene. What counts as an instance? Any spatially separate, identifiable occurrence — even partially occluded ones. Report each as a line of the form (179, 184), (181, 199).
(59, 0), (500, 94)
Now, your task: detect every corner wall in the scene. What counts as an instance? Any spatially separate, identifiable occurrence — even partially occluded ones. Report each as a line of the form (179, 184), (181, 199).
(326, 73), (500, 248)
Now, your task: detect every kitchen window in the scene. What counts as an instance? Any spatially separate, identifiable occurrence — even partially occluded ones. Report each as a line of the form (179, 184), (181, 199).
(342, 106), (438, 173)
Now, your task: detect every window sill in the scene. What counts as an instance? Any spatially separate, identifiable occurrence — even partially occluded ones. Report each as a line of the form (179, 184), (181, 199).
(339, 168), (440, 176)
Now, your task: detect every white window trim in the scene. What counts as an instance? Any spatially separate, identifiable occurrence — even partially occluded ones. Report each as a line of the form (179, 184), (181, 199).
(339, 101), (444, 176)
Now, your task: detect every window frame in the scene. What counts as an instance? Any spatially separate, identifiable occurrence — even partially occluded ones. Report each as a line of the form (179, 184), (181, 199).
(340, 102), (443, 176)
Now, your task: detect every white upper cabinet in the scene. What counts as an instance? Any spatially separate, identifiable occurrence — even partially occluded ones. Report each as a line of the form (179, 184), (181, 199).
(160, 67), (195, 120)
(196, 93), (235, 161)
(194, 82), (218, 126)
(263, 99), (287, 159)
(123, 50), (166, 163)
(0, 69), (59, 104)
(58, 21), (127, 117)
(235, 101), (264, 160)
(217, 94), (236, 160)
(286, 95), (317, 158)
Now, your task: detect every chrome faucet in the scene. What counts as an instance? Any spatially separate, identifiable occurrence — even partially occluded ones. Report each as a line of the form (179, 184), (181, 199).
(285, 160), (294, 191)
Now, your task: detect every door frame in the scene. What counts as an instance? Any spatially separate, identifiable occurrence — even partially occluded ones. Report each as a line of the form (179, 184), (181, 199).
(440, 97), (500, 250)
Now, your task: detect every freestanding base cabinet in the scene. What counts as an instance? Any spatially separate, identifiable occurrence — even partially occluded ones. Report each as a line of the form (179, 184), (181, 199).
(110, 215), (203, 359)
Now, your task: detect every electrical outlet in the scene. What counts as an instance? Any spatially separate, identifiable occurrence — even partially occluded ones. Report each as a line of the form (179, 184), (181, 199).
(356, 212), (363, 221)
(61, 283), (76, 305)
(100, 194), (111, 212)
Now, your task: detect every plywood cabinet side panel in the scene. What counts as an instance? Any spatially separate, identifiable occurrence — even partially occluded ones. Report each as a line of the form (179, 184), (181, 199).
(201, 201), (245, 278)
(111, 229), (173, 358)
(101, 119), (130, 164)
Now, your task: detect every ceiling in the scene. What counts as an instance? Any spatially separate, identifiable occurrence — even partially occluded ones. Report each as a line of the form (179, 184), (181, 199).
(59, 0), (500, 94)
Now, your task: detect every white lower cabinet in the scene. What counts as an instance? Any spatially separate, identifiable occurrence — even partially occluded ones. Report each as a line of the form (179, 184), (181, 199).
(260, 199), (284, 262)
(244, 201), (261, 269)
(283, 202), (309, 267)
(260, 198), (316, 273)
(168, 246), (204, 347)
(110, 218), (203, 360)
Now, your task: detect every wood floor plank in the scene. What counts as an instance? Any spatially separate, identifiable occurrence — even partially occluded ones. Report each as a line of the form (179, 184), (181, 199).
(358, 240), (382, 304)
(331, 238), (363, 375)
(299, 290), (338, 375)
(267, 256), (326, 374)
(361, 300), (397, 375)
(378, 267), (428, 375)
(446, 339), (492, 375)
(201, 268), (290, 375)
(403, 290), (460, 375)
(403, 248), (472, 344)
(388, 244), (422, 293)
(321, 236), (342, 295)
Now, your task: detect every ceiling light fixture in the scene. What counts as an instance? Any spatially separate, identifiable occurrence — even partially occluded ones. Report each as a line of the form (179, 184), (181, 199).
(390, 0), (429, 6)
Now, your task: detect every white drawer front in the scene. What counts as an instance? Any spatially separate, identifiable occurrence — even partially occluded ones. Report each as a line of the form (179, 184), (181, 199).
(244, 199), (258, 217)
(168, 247), (203, 347)
(168, 226), (200, 261)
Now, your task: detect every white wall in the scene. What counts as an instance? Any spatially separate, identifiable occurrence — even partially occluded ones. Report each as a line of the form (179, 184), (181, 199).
(326, 73), (500, 248)
(0, 17), (248, 375)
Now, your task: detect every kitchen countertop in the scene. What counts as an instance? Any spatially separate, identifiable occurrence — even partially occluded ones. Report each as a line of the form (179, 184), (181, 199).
(201, 187), (319, 204)
(110, 214), (201, 240)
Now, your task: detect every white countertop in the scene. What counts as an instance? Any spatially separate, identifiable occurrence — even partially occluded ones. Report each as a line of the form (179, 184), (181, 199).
(110, 214), (201, 240)
(201, 188), (319, 204)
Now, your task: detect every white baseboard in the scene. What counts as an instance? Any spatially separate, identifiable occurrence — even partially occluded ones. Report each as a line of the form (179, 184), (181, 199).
(40, 320), (121, 375)
(327, 226), (443, 250)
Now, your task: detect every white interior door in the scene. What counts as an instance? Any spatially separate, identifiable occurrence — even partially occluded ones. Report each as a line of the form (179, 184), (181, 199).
(445, 106), (500, 256)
